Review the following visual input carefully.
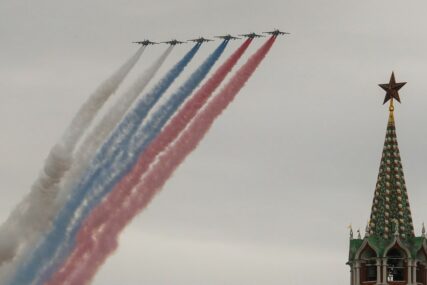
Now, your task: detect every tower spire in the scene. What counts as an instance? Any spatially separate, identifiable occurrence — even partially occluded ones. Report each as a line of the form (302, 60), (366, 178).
(369, 72), (414, 239)
(388, 96), (395, 125)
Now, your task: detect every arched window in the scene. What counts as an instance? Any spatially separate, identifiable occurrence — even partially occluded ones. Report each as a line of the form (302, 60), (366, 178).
(416, 250), (427, 285)
(360, 246), (377, 282)
(387, 248), (406, 282)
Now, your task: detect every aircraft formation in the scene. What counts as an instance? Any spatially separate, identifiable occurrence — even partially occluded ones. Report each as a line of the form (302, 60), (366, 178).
(133, 29), (289, 46)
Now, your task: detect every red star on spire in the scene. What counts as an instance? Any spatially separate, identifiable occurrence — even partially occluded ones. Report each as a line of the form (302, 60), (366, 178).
(378, 72), (406, 104)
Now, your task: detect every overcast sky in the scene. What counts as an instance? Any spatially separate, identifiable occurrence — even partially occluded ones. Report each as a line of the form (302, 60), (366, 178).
(2, 0), (427, 284)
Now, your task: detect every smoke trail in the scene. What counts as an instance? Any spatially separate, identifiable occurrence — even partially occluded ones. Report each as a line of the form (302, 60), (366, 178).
(32, 41), (227, 285)
(47, 39), (253, 285)
(8, 44), (206, 285)
(56, 46), (173, 208)
(62, 46), (146, 147)
(53, 36), (274, 285)
(0, 47), (144, 267)
(0, 46), (167, 284)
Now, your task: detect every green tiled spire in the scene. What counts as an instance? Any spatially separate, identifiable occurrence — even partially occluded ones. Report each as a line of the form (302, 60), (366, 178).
(368, 108), (414, 239)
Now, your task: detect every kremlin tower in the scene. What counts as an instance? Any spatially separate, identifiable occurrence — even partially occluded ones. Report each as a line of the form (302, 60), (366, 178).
(348, 73), (427, 285)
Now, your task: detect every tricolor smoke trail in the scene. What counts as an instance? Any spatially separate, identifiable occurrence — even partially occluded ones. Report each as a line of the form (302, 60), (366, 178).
(32, 41), (227, 285)
(56, 46), (173, 208)
(8, 44), (199, 285)
(0, 46), (144, 268)
(47, 38), (252, 285)
(41, 42), (226, 285)
(9, 43), (224, 285)
(50, 36), (275, 285)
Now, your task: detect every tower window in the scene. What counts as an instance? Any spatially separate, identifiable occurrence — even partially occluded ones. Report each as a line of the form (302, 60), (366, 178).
(416, 262), (426, 285)
(360, 247), (377, 282)
(386, 248), (405, 282)
(365, 259), (377, 282)
(416, 250), (427, 285)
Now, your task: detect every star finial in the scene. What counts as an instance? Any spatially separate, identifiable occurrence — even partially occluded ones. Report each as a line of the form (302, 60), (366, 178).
(379, 72), (406, 105)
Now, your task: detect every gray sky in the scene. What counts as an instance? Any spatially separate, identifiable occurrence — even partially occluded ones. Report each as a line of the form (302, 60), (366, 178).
(2, 0), (427, 284)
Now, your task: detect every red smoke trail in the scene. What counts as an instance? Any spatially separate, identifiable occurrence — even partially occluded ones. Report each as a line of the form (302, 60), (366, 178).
(46, 38), (254, 285)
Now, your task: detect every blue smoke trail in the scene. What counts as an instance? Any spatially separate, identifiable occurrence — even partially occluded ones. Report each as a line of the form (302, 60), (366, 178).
(10, 41), (228, 285)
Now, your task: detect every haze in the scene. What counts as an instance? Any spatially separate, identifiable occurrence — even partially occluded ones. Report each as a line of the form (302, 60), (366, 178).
(2, 0), (427, 284)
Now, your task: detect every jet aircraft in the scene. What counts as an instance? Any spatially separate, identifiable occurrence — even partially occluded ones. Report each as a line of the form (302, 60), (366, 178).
(188, 37), (213, 44)
(263, 29), (290, 36)
(239, 32), (264, 39)
(214, 34), (240, 40)
(162, 39), (185, 45)
(133, 40), (158, 46)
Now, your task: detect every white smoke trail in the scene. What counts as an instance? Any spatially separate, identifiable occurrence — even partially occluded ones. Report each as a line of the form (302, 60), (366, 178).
(56, 46), (173, 210)
(62, 46), (145, 148)
(0, 47), (144, 270)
